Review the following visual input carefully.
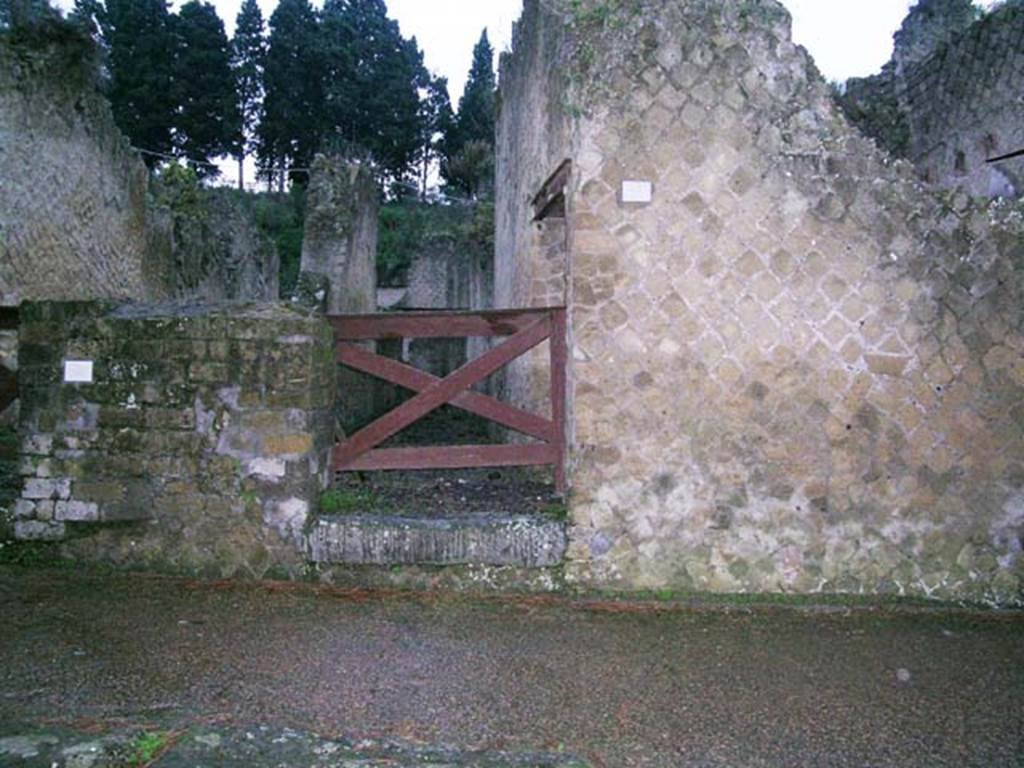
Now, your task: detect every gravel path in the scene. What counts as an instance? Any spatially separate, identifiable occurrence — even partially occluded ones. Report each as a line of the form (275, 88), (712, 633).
(1, 567), (1023, 767)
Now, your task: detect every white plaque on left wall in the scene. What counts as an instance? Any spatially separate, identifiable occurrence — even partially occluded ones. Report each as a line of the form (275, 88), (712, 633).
(64, 360), (94, 384)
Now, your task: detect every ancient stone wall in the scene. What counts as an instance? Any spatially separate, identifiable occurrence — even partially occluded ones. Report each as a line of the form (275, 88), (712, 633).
(0, 37), (158, 306)
(147, 186), (281, 302)
(898, 1), (1024, 197)
(499, 0), (1024, 605)
(298, 155), (380, 432)
(13, 301), (335, 578)
(495, 1), (574, 412)
(891, 0), (979, 69)
(300, 155), (378, 315)
(0, 309), (17, 540)
(842, 1), (1024, 198)
(404, 232), (495, 377)
(1, 33), (279, 308)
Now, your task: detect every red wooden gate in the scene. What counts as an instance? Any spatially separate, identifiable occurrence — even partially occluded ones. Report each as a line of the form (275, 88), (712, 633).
(329, 307), (567, 493)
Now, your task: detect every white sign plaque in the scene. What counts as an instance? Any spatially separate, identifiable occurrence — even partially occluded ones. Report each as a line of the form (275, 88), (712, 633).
(64, 360), (94, 384)
(622, 180), (653, 204)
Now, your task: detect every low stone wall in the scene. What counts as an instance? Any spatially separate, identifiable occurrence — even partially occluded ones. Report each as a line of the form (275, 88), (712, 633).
(13, 301), (335, 578)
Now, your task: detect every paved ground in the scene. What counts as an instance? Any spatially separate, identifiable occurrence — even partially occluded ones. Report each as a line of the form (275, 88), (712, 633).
(1, 566), (1023, 767)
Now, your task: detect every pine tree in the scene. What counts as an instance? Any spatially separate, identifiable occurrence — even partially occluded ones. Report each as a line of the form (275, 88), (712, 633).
(443, 29), (496, 196)
(2, 0), (61, 32)
(418, 75), (454, 196)
(259, 0), (321, 183)
(78, 0), (177, 163)
(454, 29), (496, 148)
(232, 0), (266, 189)
(320, 0), (427, 186)
(174, 1), (241, 176)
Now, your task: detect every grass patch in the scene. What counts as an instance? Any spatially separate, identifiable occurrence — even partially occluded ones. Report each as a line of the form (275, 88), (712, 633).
(320, 487), (378, 515)
(0, 541), (66, 568)
(541, 501), (569, 521)
(130, 730), (177, 766)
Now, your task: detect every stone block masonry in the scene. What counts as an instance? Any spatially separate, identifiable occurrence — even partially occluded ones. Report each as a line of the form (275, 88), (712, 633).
(497, 0), (1024, 606)
(14, 301), (335, 578)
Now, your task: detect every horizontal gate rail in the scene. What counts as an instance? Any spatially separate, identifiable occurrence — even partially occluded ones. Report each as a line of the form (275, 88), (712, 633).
(328, 308), (546, 340)
(330, 307), (567, 493)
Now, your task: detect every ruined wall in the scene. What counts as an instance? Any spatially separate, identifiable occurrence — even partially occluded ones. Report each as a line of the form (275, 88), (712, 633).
(495, 1), (574, 411)
(898, 1), (1024, 197)
(300, 155), (378, 315)
(842, 0), (1024, 198)
(298, 155), (381, 432)
(0, 33), (279, 308)
(405, 232), (494, 376)
(13, 301), (335, 578)
(891, 0), (979, 69)
(0, 37), (156, 305)
(499, 0), (1024, 605)
(147, 185), (281, 302)
(0, 309), (16, 540)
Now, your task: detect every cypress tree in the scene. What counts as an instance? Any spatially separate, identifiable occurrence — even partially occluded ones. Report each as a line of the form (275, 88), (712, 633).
(321, 0), (427, 186)
(453, 29), (496, 149)
(418, 74), (454, 196)
(259, 0), (321, 182)
(78, 0), (177, 164)
(174, 1), (241, 176)
(443, 29), (496, 196)
(232, 0), (266, 189)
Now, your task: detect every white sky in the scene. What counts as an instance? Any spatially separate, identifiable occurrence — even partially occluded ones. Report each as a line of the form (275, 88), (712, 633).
(56, 0), (1002, 99)
(51, 0), (1000, 183)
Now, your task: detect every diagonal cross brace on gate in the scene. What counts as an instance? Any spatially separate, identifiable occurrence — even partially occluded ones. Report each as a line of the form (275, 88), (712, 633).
(329, 308), (567, 493)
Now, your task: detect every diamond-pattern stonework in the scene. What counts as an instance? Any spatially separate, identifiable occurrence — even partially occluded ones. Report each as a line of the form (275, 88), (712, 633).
(496, 0), (1024, 605)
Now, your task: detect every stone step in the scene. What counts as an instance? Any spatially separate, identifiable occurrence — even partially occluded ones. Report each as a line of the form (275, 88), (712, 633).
(307, 514), (567, 567)
(0, 726), (591, 768)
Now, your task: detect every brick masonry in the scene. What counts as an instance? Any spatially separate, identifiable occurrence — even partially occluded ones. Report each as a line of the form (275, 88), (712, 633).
(14, 301), (335, 578)
(497, 0), (1024, 605)
(842, 0), (1024, 198)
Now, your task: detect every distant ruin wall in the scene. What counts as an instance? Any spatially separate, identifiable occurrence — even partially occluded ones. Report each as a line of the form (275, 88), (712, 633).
(898, 2), (1024, 197)
(148, 187), (281, 302)
(842, 1), (1024, 198)
(499, 0), (1024, 605)
(0, 37), (157, 305)
(405, 231), (493, 377)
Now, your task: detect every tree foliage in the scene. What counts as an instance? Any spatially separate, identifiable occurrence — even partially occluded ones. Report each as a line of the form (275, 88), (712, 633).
(76, 0), (177, 164)
(259, 0), (321, 178)
(453, 29), (496, 149)
(232, 0), (266, 168)
(174, 1), (241, 175)
(442, 29), (496, 197)
(320, 0), (428, 187)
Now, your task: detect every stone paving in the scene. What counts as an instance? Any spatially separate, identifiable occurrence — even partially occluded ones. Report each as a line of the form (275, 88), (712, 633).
(0, 727), (588, 768)
(1, 566), (1023, 767)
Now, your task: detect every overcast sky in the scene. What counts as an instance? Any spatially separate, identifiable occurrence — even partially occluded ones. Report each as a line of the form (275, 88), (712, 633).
(54, 0), (1001, 101)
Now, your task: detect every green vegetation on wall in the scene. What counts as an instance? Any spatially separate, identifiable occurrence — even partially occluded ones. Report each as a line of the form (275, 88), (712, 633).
(378, 200), (494, 288)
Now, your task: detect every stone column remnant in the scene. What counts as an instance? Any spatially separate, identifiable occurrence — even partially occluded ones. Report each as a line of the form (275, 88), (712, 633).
(299, 155), (379, 315)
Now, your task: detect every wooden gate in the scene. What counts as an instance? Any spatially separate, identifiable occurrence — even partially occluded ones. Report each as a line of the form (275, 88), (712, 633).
(329, 307), (567, 493)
